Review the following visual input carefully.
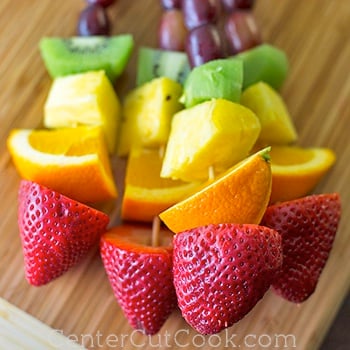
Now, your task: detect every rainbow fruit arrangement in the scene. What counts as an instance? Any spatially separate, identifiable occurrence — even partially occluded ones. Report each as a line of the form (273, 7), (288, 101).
(7, 0), (342, 337)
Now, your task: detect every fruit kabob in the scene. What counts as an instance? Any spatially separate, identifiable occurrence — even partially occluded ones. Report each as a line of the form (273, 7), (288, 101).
(6, 0), (342, 338)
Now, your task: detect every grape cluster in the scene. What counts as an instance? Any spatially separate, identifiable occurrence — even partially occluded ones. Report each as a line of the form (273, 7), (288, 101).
(76, 0), (260, 69)
(159, 0), (261, 67)
(77, 0), (116, 36)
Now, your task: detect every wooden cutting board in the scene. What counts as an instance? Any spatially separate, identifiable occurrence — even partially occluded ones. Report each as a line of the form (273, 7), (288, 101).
(1, 0), (349, 349)
(0, 298), (85, 349)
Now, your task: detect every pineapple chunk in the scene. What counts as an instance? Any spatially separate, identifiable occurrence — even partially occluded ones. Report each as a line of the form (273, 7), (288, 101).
(44, 70), (121, 153)
(161, 98), (261, 182)
(118, 77), (183, 156)
(240, 82), (297, 145)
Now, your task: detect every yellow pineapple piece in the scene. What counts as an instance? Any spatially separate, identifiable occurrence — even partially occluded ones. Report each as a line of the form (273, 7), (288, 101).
(44, 70), (121, 153)
(161, 98), (261, 182)
(240, 82), (297, 145)
(118, 77), (183, 156)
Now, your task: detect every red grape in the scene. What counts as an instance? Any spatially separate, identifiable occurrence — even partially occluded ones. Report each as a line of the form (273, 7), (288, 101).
(182, 0), (221, 30)
(186, 24), (225, 67)
(86, 0), (116, 8)
(225, 11), (261, 55)
(158, 9), (188, 51)
(161, 0), (182, 9)
(77, 4), (110, 36)
(221, 0), (255, 12)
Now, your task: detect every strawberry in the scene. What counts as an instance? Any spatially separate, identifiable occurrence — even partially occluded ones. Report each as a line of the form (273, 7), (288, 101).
(261, 193), (341, 303)
(100, 224), (176, 335)
(173, 223), (282, 334)
(18, 180), (109, 286)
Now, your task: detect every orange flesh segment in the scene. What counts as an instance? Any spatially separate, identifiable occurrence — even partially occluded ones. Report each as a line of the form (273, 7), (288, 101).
(122, 148), (201, 222)
(270, 146), (336, 203)
(7, 127), (117, 203)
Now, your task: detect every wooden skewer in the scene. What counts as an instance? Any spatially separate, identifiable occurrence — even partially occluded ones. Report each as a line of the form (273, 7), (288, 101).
(208, 166), (215, 181)
(159, 145), (165, 159)
(152, 216), (161, 247)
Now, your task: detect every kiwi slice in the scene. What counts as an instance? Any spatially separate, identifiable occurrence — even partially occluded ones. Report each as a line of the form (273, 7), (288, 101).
(136, 47), (191, 86)
(40, 35), (134, 82)
(180, 58), (243, 108)
(235, 44), (289, 90)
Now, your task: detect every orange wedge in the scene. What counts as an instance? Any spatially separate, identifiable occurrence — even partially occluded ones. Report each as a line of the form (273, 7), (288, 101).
(269, 145), (336, 204)
(122, 148), (202, 222)
(159, 148), (272, 233)
(7, 127), (117, 203)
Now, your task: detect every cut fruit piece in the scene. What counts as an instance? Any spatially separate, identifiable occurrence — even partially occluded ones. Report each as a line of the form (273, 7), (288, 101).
(7, 127), (117, 203)
(44, 70), (121, 154)
(136, 47), (191, 86)
(118, 77), (183, 156)
(100, 224), (176, 335)
(18, 180), (110, 286)
(173, 223), (282, 334)
(40, 35), (134, 81)
(161, 98), (261, 182)
(159, 148), (272, 233)
(180, 58), (243, 108)
(241, 82), (297, 145)
(269, 145), (336, 204)
(122, 148), (202, 222)
(261, 193), (341, 303)
(235, 44), (288, 90)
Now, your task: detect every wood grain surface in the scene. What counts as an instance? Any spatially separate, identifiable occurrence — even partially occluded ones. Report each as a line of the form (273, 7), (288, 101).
(1, 1), (349, 349)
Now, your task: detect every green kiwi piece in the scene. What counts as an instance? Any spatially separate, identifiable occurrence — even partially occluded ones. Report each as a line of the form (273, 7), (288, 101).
(40, 35), (134, 82)
(136, 47), (191, 86)
(235, 44), (289, 90)
(180, 58), (243, 108)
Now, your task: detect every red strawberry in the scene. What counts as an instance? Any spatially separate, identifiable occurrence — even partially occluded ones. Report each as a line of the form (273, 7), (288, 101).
(18, 180), (109, 286)
(173, 223), (282, 334)
(100, 224), (176, 335)
(261, 193), (341, 303)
